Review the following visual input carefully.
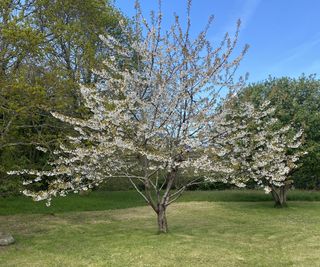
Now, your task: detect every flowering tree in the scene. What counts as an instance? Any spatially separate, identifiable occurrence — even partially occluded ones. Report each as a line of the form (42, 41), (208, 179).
(9, 1), (248, 232)
(211, 100), (304, 207)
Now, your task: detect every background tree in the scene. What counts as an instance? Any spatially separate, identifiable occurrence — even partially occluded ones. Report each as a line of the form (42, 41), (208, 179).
(211, 100), (304, 207)
(0, 0), (125, 195)
(10, 0), (248, 233)
(238, 76), (320, 190)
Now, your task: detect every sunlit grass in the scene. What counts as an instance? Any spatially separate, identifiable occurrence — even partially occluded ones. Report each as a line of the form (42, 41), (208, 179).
(1, 200), (320, 266)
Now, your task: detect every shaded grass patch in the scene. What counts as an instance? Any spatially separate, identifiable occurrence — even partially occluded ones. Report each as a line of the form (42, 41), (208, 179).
(1, 189), (320, 216)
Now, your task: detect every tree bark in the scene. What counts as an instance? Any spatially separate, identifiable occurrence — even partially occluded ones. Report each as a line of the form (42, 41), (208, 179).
(157, 204), (168, 233)
(271, 186), (288, 208)
(155, 168), (177, 233)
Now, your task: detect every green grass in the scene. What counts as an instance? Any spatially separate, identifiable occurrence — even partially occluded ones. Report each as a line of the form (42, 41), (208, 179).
(0, 191), (146, 216)
(1, 190), (320, 266)
(1, 200), (320, 266)
(1, 189), (320, 215)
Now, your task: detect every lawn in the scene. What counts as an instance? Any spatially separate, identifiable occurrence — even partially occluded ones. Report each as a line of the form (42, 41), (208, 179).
(1, 190), (320, 266)
(2, 189), (320, 216)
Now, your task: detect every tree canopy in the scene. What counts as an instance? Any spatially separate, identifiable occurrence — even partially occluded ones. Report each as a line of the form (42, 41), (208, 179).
(0, 0), (126, 195)
(9, 0), (248, 232)
(238, 76), (320, 190)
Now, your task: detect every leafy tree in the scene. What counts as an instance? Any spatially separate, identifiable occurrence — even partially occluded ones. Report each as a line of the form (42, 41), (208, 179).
(211, 100), (304, 207)
(10, 0), (248, 233)
(0, 0), (46, 194)
(239, 76), (320, 190)
(0, 0), (126, 195)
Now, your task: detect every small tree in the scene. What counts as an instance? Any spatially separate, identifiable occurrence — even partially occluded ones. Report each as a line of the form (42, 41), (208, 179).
(240, 76), (320, 190)
(211, 100), (305, 207)
(9, 0), (248, 232)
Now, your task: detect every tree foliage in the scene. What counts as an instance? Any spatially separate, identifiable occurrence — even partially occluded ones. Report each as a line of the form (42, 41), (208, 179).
(0, 0), (126, 195)
(238, 76), (320, 189)
(210, 100), (304, 207)
(10, 0), (248, 232)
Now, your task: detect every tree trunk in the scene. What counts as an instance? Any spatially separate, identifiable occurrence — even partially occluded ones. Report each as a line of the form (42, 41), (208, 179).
(271, 186), (287, 208)
(155, 168), (177, 233)
(279, 186), (287, 207)
(157, 205), (168, 233)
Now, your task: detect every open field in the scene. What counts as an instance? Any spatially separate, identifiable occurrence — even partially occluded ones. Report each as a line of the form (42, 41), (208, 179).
(1, 190), (320, 266)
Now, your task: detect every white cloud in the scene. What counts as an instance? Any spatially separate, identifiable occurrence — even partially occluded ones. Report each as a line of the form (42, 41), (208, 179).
(226, 0), (261, 33)
(210, 0), (261, 41)
(239, 0), (262, 29)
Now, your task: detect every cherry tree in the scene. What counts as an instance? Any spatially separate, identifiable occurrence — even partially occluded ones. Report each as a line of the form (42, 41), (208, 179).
(211, 100), (305, 207)
(9, 0), (248, 232)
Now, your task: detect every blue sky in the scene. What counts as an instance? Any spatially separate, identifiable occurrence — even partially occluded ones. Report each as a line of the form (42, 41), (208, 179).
(114, 0), (320, 83)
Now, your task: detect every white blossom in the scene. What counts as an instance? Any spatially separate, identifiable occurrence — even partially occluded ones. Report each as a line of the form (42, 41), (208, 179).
(8, 2), (248, 227)
(210, 99), (304, 196)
